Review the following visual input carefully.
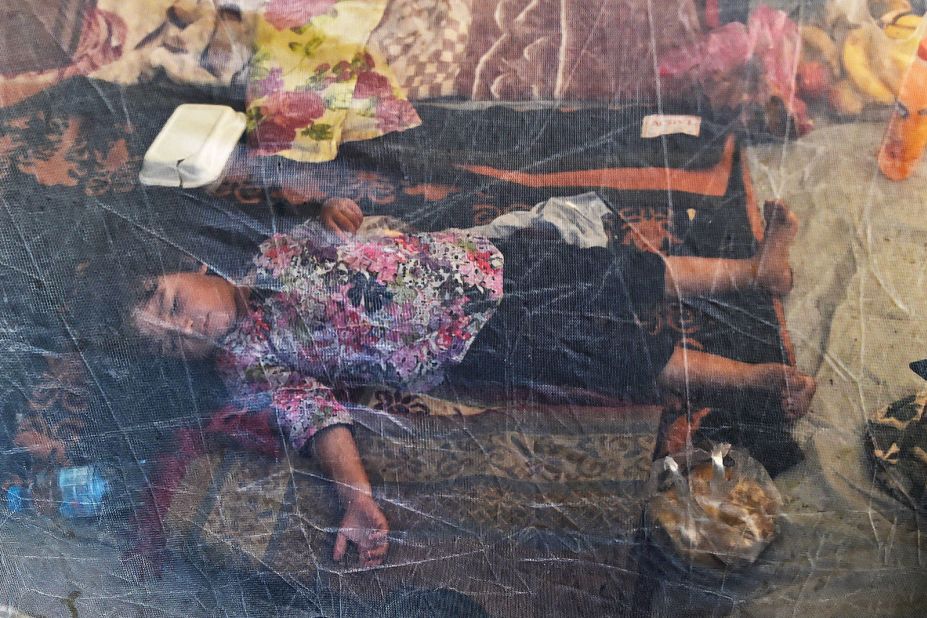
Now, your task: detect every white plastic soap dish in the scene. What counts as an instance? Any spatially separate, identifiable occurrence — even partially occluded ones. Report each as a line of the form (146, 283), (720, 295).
(139, 104), (246, 189)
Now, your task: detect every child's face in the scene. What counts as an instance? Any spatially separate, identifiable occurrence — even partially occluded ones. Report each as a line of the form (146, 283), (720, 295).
(133, 272), (240, 358)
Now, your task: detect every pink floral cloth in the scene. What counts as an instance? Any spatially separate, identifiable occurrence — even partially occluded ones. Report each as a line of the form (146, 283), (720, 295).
(247, 0), (421, 162)
(658, 5), (811, 136)
(264, 0), (339, 30)
(216, 223), (504, 450)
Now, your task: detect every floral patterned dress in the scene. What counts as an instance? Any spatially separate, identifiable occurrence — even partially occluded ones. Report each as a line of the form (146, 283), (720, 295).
(216, 223), (504, 451)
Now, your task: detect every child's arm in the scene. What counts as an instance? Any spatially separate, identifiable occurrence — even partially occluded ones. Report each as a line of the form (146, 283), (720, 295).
(216, 148), (363, 236)
(312, 425), (389, 568)
(263, 374), (388, 567)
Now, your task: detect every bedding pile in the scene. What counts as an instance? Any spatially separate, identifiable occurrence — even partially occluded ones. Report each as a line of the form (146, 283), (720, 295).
(368, 0), (705, 102)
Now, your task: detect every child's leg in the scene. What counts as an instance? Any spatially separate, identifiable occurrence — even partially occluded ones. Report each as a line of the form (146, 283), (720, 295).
(657, 347), (816, 419)
(663, 200), (797, 298)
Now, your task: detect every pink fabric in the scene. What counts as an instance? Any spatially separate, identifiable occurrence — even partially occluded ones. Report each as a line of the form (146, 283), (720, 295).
(264, 0), (338, 30)
(658, 5), (811, 136)
(659, 22), (751, 78)
(747, 5), (809, 134)
(704, 0), (720, 29)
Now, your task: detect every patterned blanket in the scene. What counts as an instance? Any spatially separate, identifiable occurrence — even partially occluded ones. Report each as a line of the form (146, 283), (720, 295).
(0, 74), (799, 465)
(369, 0), (705, 102)
(0, 76), (799, 614)
(0, 0), (707, 108)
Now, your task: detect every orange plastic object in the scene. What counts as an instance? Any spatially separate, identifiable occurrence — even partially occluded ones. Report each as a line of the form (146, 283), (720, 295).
(878, 39), (927, 181)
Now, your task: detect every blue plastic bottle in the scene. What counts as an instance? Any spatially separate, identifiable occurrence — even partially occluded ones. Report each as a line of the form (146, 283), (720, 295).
(3, 463), (142, 518)
(57, 465), (110, 518)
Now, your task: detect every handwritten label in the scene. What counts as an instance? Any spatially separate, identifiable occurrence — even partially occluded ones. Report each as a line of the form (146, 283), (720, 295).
(641, 114), (702, 138)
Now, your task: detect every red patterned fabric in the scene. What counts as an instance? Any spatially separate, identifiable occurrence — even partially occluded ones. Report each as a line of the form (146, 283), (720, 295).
(0, 6), (125, 108)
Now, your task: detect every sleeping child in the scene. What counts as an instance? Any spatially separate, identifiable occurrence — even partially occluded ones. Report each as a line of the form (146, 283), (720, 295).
(124, 196), (815, 568)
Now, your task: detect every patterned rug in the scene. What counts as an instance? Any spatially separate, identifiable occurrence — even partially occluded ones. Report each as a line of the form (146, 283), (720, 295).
(165, 402), (661, 615)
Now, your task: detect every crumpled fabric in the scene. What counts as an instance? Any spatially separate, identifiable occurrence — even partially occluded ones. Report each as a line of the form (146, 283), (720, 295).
(0, 6), (125, 107)
(89, 0), (246, 86)
(466, 192), (615, 249)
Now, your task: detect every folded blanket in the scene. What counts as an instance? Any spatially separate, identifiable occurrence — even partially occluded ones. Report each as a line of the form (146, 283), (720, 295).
(468, 0), (702, 102)
(246, 0), (421, 161)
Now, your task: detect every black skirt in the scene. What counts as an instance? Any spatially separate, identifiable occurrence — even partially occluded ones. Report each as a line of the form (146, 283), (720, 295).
(447, 229), (678, 400)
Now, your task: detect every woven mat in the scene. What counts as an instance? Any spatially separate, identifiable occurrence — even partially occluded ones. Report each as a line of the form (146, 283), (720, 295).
(164, 402), (661, 616)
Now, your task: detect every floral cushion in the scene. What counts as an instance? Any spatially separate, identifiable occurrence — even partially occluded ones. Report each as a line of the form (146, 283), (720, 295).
(246, 0), (421, 162)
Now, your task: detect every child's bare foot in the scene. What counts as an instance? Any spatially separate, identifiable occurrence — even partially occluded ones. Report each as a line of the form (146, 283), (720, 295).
(781, 369), (816, 420)
(755, 363), (816, 420)
(754, 200), (799, 295)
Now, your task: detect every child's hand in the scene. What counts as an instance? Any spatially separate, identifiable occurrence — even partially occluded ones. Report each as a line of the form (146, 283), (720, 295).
(321, 198), (363, 239)
(333, 494), (389, 568)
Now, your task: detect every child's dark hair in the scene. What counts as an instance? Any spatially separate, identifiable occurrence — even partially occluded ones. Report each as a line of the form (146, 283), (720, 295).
(65, 206), (265, 353)
(61, 237), (230, 457)
(67, 243), (206, 355)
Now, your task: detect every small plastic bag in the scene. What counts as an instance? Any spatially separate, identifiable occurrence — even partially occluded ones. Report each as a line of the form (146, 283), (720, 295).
(645, 443), (783, 572)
